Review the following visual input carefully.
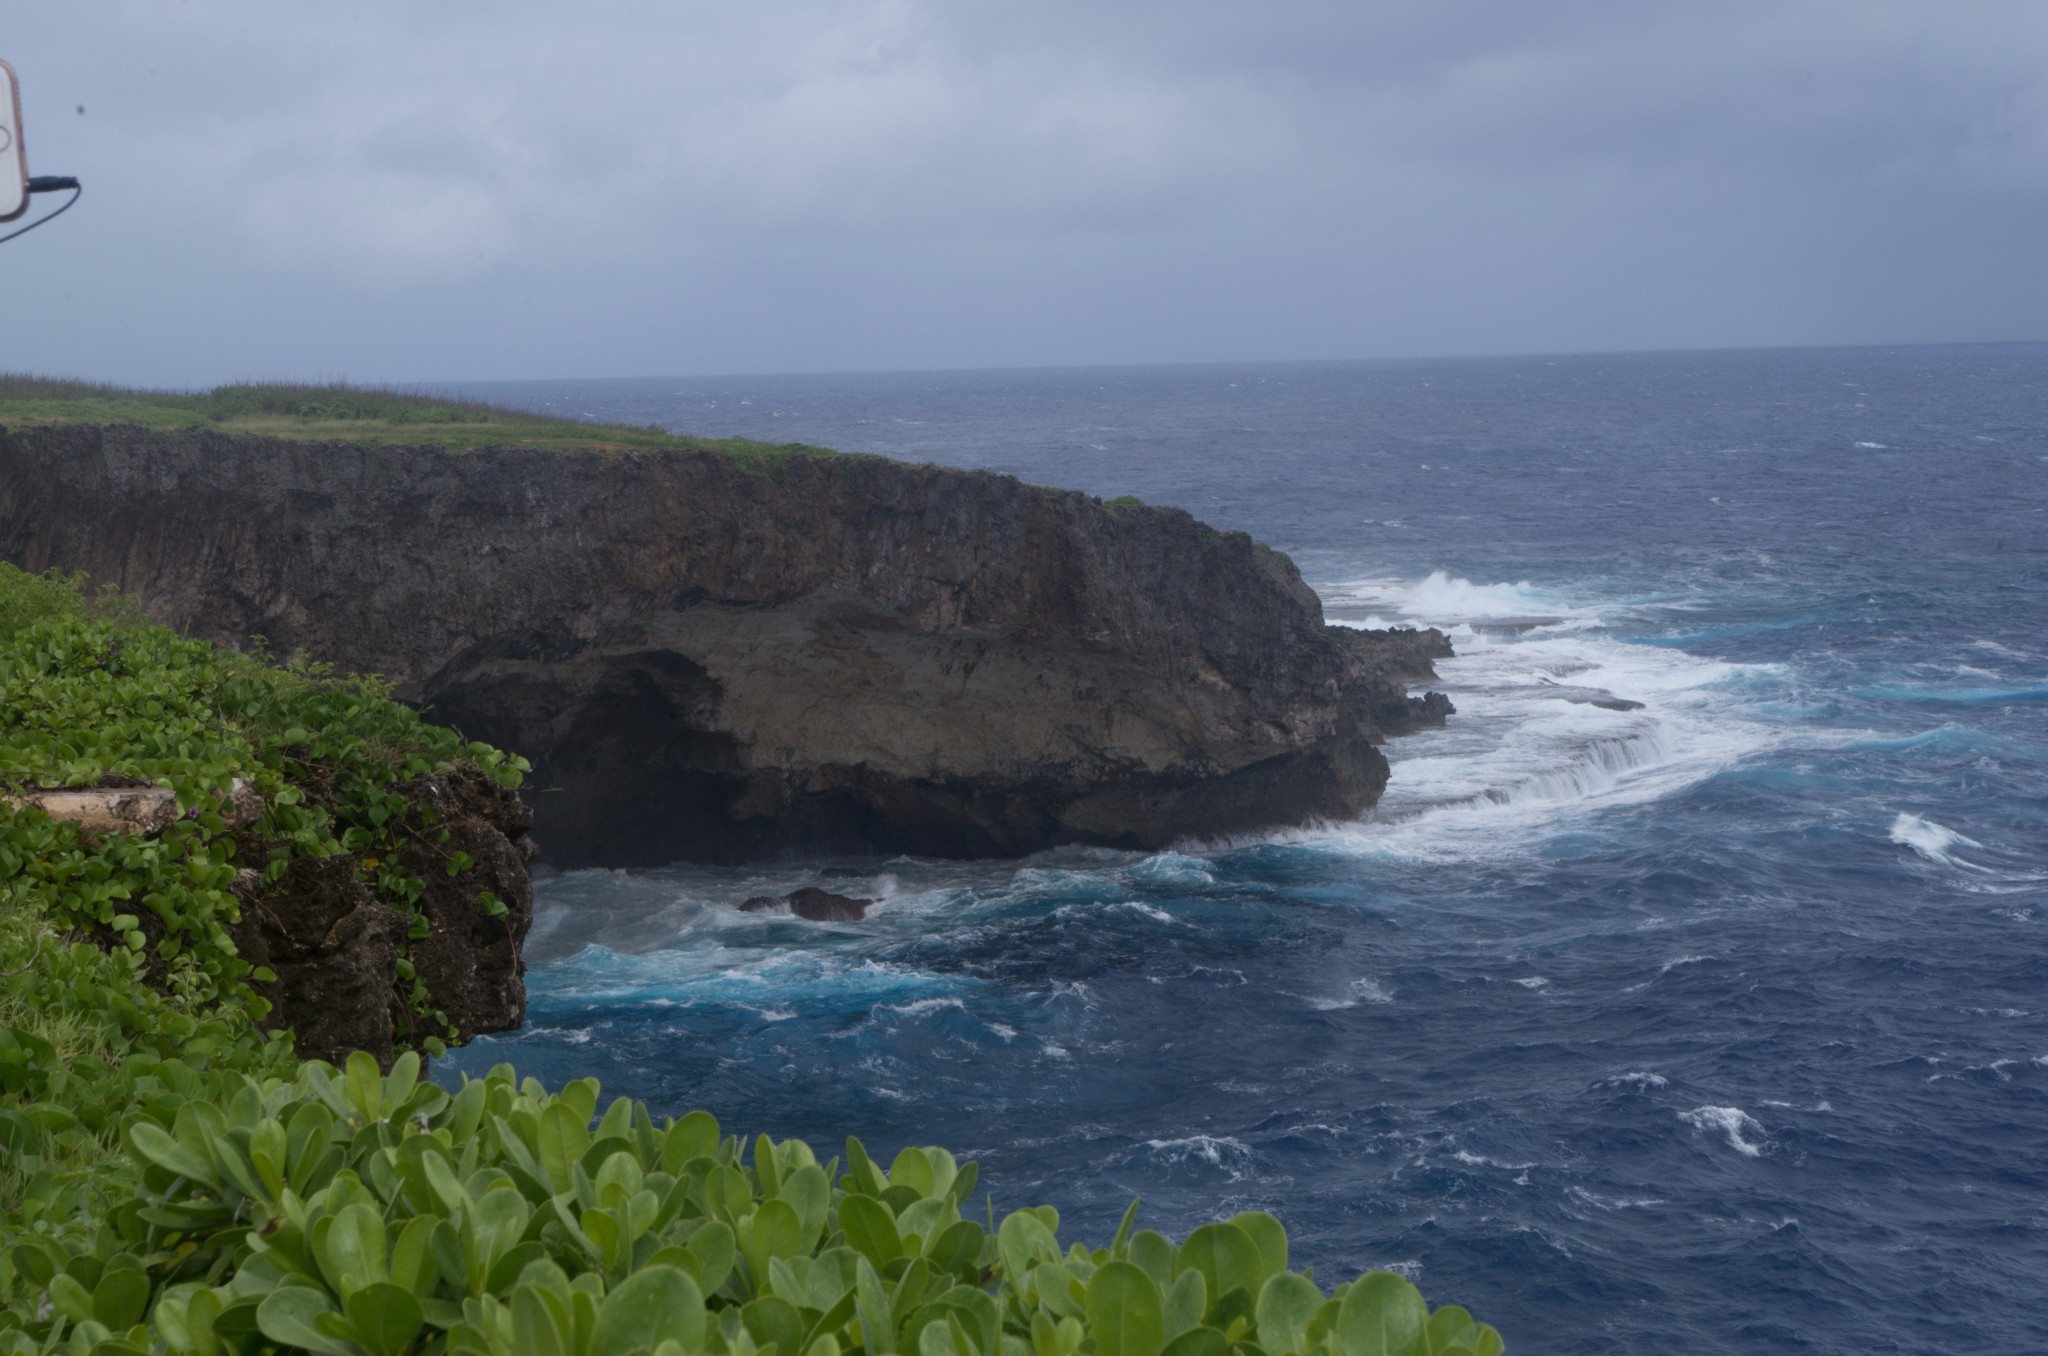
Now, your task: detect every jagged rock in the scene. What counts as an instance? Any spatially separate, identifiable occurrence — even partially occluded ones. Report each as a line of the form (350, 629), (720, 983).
(230, 855), (411, 1067)
(229, 768), (536, 1066)
(739, 887), (872, 922)
(0, 424), (1456, 865)
(392, 768), (536, 1039)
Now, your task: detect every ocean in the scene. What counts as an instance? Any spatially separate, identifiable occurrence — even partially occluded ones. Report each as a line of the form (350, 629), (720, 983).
(435, 345), (2048, 1355)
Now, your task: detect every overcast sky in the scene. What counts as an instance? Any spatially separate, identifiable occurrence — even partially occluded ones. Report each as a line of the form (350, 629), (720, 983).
(4, 2), (2047, 386)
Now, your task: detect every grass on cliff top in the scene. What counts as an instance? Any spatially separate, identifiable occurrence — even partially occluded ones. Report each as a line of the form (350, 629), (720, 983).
(0, 373), (839, 470)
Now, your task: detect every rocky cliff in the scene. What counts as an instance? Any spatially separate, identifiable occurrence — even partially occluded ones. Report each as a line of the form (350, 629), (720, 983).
(0, 423), (1450, 866)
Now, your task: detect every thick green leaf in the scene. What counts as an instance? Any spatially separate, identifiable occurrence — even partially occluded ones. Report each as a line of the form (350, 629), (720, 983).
(742, 1295), (807, 1356)
(1226, 1214), (1288, 1284)
(1333, 1274), (1428, 1356)
(1177, 1225), (1264, 1317)
(1160, 1328), (1230, 1356)
(781, 1163), (831, 1249)
(687, 1220), (738, 1294)
(92, 1267), (151, 1331)
(925, 1220), (987, 1282)
(1164, 1271), (1208, 1340)
(743, 1198), (807, 1285)
(708, 1163), (755, 1225)
(839, 1194), (906, 1267)
(537, 1102), (591, 1194)
(48, 1272), (95, 1326)
(258, 1286), (361, 1356)
(887, 1148), (934, 1197)
(1421, 1308), (1469, 1356)
(845, 1137), (888, 1197)
(511, 1280), (573, 1356)
(662, 1111), (720, 1172)
(128, 1119), (216, 1184)
(1129, 1232), (1177, 1288)
(755, 1134), (785, 1198)
(1255, 1274), (1323, 1356)
(346, 1282), (424, 1356)
(592, 1266), (706, 1356)
(856, 1256), (897, 1356)
(996, 1210), (1059, 1290)
(345, 1051), (384, 1123)
(1087, 1261), (1165, 1356)
(315, 1203), (391, 1300)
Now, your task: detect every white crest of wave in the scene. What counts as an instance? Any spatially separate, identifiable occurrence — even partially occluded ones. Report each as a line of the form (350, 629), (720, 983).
(1307, 976), (1394, 1009)
(1680, 1105), (1769, 1157)
(1275, 576), (1782, 862)
(1143, 1134), (1256, 1177)
(1112, 900), (1180, 924)
(1607, 1071), (1668, 1089)
(1399, 571), (1547, 619)
(885, 997), (966, 1018)
(1889, 813), (1988, 870)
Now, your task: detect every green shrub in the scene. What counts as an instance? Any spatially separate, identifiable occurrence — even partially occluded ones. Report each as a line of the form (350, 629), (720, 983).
(0, 565), (527, 1023)
(0, 566), (524, 1246)
(0, 1054), (1503, 1356)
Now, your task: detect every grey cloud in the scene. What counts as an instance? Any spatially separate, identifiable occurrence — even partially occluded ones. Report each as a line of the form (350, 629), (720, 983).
(3, 1), (2045, 385)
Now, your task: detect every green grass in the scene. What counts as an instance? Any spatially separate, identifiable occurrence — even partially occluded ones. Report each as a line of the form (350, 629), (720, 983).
(0, 374), (841, 465)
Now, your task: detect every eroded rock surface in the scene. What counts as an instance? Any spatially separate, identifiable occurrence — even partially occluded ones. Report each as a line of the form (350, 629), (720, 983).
(740, 887), (873, 922)
(0, 424), (1453, 865)
(228, 768), (535, 1066)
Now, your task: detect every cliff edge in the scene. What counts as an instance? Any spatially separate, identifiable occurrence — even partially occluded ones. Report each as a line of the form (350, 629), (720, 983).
(0, 422), (1450, 866)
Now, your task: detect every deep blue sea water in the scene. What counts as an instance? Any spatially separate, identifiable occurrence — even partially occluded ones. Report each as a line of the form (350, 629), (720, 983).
(436, 346), (2048, 1355)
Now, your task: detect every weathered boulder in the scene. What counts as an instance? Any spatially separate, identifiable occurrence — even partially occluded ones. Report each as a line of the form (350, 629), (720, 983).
(0, 423), (1452, 866)
(740, 887), (873, 922)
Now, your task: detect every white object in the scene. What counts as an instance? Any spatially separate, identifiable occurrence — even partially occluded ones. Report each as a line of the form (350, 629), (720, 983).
(0, 61), (25, 223)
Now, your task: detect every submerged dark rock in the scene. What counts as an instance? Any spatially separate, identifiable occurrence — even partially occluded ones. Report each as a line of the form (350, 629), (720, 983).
(0, 423), (1453, 865)
(740, 887), (873, 922)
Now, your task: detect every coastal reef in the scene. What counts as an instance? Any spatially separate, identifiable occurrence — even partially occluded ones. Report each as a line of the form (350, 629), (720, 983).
(0, 421), (1450, 866)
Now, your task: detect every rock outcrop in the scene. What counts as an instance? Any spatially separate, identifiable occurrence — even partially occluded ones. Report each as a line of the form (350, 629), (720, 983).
(740, 887), (873, 922)
(0, 423), (1451, 866)
(228, 767), (536, 1066)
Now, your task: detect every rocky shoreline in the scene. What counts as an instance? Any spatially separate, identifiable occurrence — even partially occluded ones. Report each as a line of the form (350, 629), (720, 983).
(0, 422), (1451, 866)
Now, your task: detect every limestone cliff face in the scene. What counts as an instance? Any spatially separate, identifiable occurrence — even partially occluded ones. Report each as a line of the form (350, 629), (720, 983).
(0, 423), (1450, 866)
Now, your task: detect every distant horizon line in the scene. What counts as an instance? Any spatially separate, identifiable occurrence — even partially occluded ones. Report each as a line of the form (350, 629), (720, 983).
(423, 334), (2048, 390)
(28, 334), (2048, 396)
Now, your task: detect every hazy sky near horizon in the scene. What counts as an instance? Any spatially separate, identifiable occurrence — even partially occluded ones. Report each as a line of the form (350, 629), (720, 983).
(5, 2), (2048, 385)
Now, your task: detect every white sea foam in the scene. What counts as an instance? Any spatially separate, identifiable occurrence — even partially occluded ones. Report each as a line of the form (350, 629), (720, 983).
(1113, 901), (1181, 924)
(1889, 813), (1990, 870)
(1606, 1072), (1669, 1089)
(1569, 1187), (1665, 1211)
(1275, 572), (1782, 863)
(1307, 976), (1394, 1009)
(1855, 441), (1889, 449)
(1144, 1135), (1256, 1177)
(886, 997), (966, 1018)
(1130, 852), (1215, 886)
(1680, 1105), (1769, 1157)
